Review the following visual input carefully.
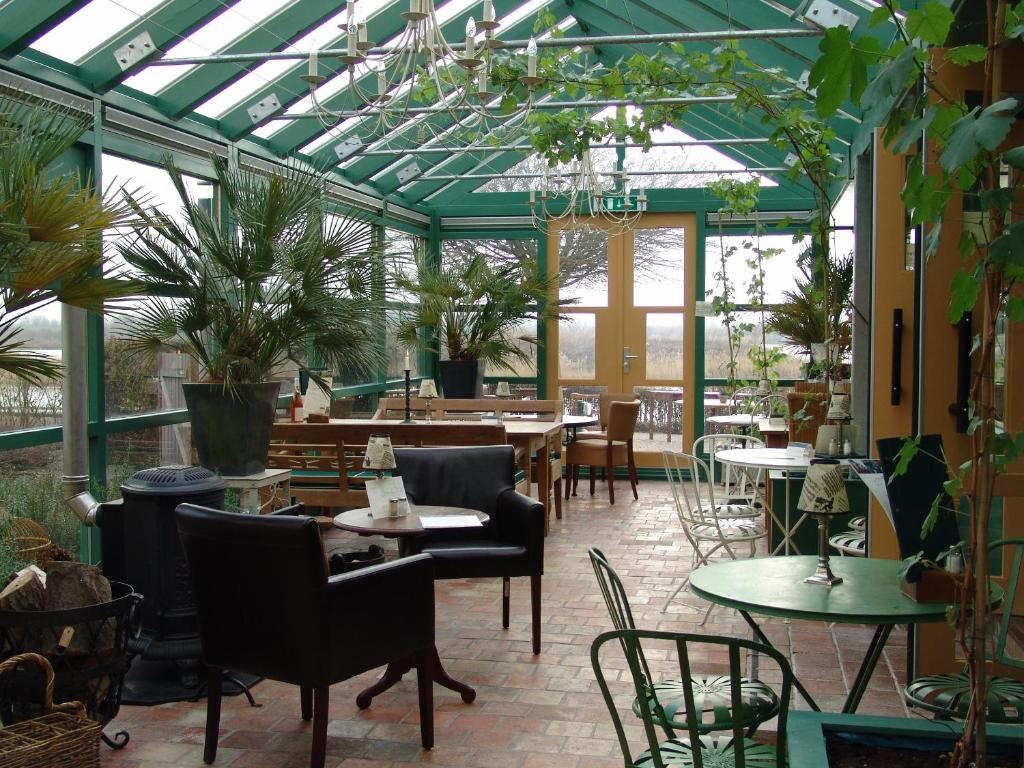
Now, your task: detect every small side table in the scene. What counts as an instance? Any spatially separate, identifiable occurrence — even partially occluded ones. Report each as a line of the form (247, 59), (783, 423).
(221, 468), (292, 514)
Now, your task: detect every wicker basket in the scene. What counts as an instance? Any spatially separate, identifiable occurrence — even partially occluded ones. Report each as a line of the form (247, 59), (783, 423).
(0, 652), (100, 768)
(4, 518), (54, 566)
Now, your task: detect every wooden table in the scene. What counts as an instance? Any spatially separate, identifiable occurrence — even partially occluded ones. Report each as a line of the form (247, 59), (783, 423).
(333, 505), (489, 557)
(706, 413), (756, 433)
(641, 388), (683, 441)
(561, 413), (598, 441)
(337, 417), (565, 523)
(333, 505), (489, 707)
(689, 557), (1000, 714)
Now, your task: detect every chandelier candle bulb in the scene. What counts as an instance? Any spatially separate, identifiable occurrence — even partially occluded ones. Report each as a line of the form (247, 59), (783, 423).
(308, 51), (318, 79)
(357, 21), (368, 48)
(483, 0), (495, 25)
(527, 37), (537, 78)
(377, 65), (386, 97)
(347, 22), (358, 57)
(465, 17), (476, 59)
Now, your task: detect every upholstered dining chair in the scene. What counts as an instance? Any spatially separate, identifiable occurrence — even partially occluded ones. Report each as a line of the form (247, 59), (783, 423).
(393, 445), (545, 654)
(574, 391), (638, 442)
(564, 399), (641, 504)
(175, 504), (436, 768)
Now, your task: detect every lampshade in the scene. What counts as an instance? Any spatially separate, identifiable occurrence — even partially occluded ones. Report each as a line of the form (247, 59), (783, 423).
(797, 460), (849, 515)
(827, 393), (851, 421)
(363, 433), (396, 471)
(495, 381), (511, 397)
(418, 379), (438, 398)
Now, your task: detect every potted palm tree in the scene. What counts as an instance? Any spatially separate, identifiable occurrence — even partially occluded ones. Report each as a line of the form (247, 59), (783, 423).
(0, 97), (140, 384)
(117, 157), (381, 475)
(392, 253), (569, 398)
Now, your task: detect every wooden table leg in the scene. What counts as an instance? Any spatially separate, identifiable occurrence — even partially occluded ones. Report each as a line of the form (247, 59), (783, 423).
(355, 647), (475, 710)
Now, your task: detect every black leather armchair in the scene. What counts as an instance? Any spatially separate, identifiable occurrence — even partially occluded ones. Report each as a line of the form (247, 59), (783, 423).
(175, 504), (436, 768)
(393, 445), (545, 654)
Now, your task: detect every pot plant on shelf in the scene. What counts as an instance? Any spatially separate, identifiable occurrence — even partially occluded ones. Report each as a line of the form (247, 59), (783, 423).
(392, 253), (572, 398)
(117, 157), (381, 476)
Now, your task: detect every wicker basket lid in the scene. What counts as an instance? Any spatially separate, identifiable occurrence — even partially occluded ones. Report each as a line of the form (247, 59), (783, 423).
(122, 465), (227, 496)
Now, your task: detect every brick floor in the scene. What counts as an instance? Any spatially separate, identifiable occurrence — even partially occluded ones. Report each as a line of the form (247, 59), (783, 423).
(101, 480), (909, 767)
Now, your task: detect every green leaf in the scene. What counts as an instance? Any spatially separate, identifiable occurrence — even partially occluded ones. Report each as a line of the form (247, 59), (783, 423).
(906, 2), (954, 46)
(891, 105), (937, 154)
(809, 26), (880, 117)
(944, 44), (988, 66)
(989, 220), (1024, 268)
(948, 267), (980, 323)
(1003, 145), (1024, 169)
(893, 435), (921, 476)
(1008, 296), (1024, 322)
(861, 45), (919, 131)
(869, 6), (892, 27)
(940, 99), (1018, 172)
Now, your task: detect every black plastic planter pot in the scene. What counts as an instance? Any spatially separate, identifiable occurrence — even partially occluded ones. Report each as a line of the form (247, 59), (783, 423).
(183, 382), (282, 476)
(438, 359), (485, 398)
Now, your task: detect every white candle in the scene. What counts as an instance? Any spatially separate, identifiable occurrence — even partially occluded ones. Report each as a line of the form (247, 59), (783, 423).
(483, 0), (495, 25)
(526, 37), (537, 78)
(347, 22), (357, 57)
(465, 17), (476, 58)
(307, 51), (318, 79)
(404, 351), (411, 370)
(377, 65), (386, 97)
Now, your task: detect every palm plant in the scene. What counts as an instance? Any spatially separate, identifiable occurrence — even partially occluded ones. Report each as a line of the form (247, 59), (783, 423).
(0, 97), (140, 385)
(392, 252), (569, 368)
(116, 157), (381, 395)
(767, 251), (853, 378)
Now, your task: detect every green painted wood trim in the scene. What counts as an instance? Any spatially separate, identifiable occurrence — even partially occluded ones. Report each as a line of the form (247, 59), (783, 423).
(786, 711), (1024, 768)
(78, 0), (236, 93)
(157, 3), (343, 119)
(0, 0), (92, 59)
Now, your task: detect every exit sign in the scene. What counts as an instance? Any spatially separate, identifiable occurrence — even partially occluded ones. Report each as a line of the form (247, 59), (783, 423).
(601, 195), (647, 212)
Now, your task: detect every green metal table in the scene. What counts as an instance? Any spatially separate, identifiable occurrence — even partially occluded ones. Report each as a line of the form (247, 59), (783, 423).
(688, 556), (987, 714)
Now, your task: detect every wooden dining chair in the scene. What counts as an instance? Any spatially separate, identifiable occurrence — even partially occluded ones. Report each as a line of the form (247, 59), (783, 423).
(564, 400), (640, 504)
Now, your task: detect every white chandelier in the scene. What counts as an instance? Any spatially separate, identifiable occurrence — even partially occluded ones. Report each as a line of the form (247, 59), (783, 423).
(301, 0), (542, 144)
(528, 149), (647, 232)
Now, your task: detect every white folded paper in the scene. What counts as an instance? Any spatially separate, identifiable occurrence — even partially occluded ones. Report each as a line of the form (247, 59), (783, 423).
(419, 515), (482, 529)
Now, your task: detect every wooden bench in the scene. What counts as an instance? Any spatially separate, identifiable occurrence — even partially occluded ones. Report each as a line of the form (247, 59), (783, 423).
(270, 421), (508, 510)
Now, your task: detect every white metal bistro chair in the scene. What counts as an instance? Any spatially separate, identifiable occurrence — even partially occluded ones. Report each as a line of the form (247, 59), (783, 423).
(662, 450), (767, 614)
(691, 434), (765, 512)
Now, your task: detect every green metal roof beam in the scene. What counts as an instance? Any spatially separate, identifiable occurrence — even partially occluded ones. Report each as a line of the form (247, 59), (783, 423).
(0, 0), (91, 59)
(263, 0), (546, 156)
(155, 2), (344, 120)
(77, 0), (241, 93)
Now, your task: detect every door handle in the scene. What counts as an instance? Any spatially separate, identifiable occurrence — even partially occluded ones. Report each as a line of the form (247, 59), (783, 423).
(623, 346), (639, 373)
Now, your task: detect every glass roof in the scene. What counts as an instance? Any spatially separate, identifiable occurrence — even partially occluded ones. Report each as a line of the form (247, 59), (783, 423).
(3, 0), (887, 214)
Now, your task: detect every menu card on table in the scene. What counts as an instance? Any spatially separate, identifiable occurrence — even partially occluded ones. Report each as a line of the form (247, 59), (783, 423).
(365, 477), (410, 519)
(419, 515), (483, 529)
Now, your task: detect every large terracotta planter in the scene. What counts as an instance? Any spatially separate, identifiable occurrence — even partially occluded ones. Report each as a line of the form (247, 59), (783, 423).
(182, 382), (282, 476)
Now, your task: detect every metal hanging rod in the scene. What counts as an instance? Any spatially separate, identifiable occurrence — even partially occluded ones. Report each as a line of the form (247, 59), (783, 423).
(397, 167), (787, 188)
(146, 28), (822, 67)
(271, 94), (780, 121)
(358, 137), (774, 157)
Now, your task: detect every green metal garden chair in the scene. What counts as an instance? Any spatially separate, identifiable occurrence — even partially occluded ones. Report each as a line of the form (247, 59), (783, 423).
(591, 628), (793, 768)
(904, 537), (1024, 723)
(589, 548), (779, 736)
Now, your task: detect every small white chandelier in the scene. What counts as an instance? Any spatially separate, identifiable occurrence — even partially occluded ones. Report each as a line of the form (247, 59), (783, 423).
(529, 149), (647, 232)
(302, 0), (542, 143)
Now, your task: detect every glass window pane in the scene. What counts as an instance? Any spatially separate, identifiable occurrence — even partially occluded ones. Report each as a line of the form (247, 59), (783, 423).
(108, 425), (193, 474)
(441, 237), (537, 271)
(30, 0), (165, 63)
(0, 445), (81, 561)
(703, 311), (806, 381)
(704, 233), (803, 305)
(634, 227), (685, 307)
(646, 313), (684, 380)
(0, 310), (62, 435)
(559, 229), (608, 307)
(559, 313), (595, 380)
(485, 320), (537, 378)
(386, 230), (423, 303)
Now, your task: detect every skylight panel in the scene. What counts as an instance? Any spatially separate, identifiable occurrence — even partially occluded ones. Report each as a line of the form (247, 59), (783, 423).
(123, 0), (294, 95)
(30, 0), (165, 63)
(193, 0), (393, 119)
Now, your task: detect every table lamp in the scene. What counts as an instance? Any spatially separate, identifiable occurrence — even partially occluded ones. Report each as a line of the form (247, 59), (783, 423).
(364, 434), (396, 479)
(418, 379), (438, 422)
(798, 459), (850, 587)
(494, 381), (511, 398)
